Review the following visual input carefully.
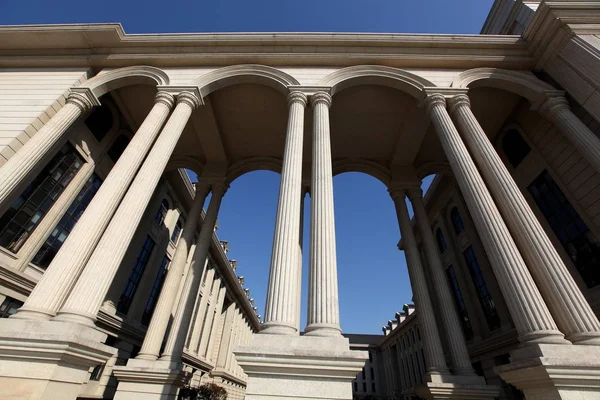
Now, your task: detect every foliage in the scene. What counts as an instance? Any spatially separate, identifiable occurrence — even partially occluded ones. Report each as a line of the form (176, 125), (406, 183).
(179, 383), (228, 400)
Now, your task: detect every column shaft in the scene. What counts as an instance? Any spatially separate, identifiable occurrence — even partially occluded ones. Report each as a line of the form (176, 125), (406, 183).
(0, 92), (96, 216)
(137, 183), (210, 360)
(188, 267), (215, 353)
(217, 303), (236, 369)
(426, 94), (566, 345)
(53, 92), (200, 325)
(306, 92), (341, 336)
(14, 92), (175, 320)
(408, 188), (474, 375)
(451, 95), (600, 345)
(262, 92), (307, 335)
(392, 191), (449, 375)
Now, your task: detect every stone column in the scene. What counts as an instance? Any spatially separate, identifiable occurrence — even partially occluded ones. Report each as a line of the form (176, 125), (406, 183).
(199, 277), (223, 357)
(305, 92), (341, 337)
(0, 90), (98, 216)
(136, 182), (210, 360)
(425, 94), (566, 345)
(53, 91), (201, 326)
(216, 303), (236, 369)
(391, 189), (450, 376)
(188, 267), (215, 353)
(205, 284), (226, 360)
(407, 187), (475, 375)
(160, 183), (228, 364)
(451, 94), (600, 345)
(13, 92), (175, 321)
(262, 91), (307, 335)
(13, 161), (95, 271)
(540, 96), (600, 174)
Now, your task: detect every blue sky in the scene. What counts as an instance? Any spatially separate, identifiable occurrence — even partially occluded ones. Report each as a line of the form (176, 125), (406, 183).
(2, 0), (494, 333)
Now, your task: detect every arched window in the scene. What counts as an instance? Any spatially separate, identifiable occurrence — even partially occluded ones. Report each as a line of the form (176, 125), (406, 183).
(450, 207), (464, 234)
(436, 229), (447, 253)
(84, 104), (113, 142)
(154, 199), (169, 226)
(502, 129), (531, 168)
(171, 219), (183, 243)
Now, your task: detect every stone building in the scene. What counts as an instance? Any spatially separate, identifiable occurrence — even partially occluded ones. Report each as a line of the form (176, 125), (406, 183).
(2, 0), (600, 399)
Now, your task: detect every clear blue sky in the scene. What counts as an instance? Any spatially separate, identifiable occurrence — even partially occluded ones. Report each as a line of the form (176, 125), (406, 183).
(1, 0), (494, 334)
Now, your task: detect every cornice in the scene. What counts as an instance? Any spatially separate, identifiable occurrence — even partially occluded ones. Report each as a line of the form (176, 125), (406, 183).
(0, 24), (535, 69)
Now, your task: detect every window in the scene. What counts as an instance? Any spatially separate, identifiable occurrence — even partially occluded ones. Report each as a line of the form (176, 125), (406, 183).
(32, 174), (102, 269)
(353, 381), (357, 392)
(436, 228), (447, 253)
(117, 236), (155, 314)
(450, 207), (465, 234)
(529, 170), (600, 288)
(372, 382), (376, 393)
(362, 382), (366, 393)
(362, 367), (365, 379)
(370, 367), (374, 380)
(463, 247), (501, 331)
(446, 265), (474, 340)
(368, 351), (373, 362)
(502, 129), (531, 168)
(154, 199), (169, 226)
(84, 104), (113, 142)
(171, 219), (183, 243)
(0, 144), (84, 253)
(107, 134), (130, 163)
(0, 297), (23, 318)
(142, 256), (170, 326)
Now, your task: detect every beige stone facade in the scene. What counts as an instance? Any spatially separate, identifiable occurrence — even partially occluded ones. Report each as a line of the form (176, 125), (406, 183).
(1, 0), (600, 399)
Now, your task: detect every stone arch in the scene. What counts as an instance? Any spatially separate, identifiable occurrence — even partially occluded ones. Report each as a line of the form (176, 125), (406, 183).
(226, 157), (282, 185)
(78, 66), (169, 97)
(165, 156), (205, 179)
(318, 65), (436, 100)
(192, 65), (300, 97)
(416, 161), (452, 179)
(451, 68), (560, 104)
(332, 159), (391, 187)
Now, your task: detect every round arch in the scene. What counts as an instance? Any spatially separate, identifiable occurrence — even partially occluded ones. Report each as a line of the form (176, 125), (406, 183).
(451, 68), (560, 104)
(317, 65), (436, 100)
(332, 159), (391, 187)
(192, 65), (300, 97)
(78, 66), (169, 98)
(226, 157), (282, 185)
(165, 156), (205, 179)
(416, 161), (452, 179)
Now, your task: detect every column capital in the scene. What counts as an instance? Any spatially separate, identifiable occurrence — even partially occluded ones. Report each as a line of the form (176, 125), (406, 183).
(176, 91), (203, 109)
(311, 91), (332, 108)
(538, 96), (570, 119)
(405, 186), (423, 201)
(287, 91), (308, 108)
(423, 94), (447, 117)
(194, 181), (211, 197)
(67, 88), (101, 111)
(154, 91), (176, 109)
(210, 181), (229, 196)
(447, 94), (471, 115)
(388, 186), (407, 202)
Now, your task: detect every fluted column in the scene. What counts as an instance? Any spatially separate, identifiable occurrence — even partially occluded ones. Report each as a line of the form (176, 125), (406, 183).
(407, 187), (474, 375)
(136, 182), (210, 360)
(540, 96), (600, 174)
(425, 94), (566, 345)
(0, 90), (98, 216)
(13, 92), (175, 321)
(216, 303), (236, 369)
(262, 91), (307, 335)
(450, 94), (600, 345)
(160, 182), (227, 364)
(13, 161), (95, 271)
(391, 189), (450, 376)
(306, 91), (341, 337)
(188, 267), (215, 352)
(53, 91), (201, 325)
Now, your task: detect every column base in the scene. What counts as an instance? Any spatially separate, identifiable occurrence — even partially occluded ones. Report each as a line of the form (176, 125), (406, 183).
(112, 358), (190, 400)
(495, 343), (600, 400)
(233, 333), (367, 400)
(0, 318), (115, 400)
(415, 373), (499, 399)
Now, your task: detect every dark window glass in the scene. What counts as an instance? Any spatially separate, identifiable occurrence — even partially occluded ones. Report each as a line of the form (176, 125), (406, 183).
(141, 256), (170, 326)
(446, 265), (474, 340)
(353, 381), (357, 392)
(370, 367), (374, 380)
(371, 382), (376, 393)
(361, 367), (365, 379)
(32, 174), (102, 269)
(368, 352), (373, 362)
(0, 144), (83, 253)
(171, 219), (183, 243)
(107, 134), (130, 163)
(502, 129), (531, 168)
(0, 297), (23, 318)
(117, 236), (155, 314)
(436, 228), (447, 253)
(450, 207), (465, 234)
(362, 382), (366, 392)
(84, 104), (113, 142)
(463, 247), (501, 331)
(528, 170), (600, 288)
(154, 199), (169, 226)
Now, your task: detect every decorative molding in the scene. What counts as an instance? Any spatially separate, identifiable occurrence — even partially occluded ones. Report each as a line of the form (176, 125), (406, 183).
(332, 158), (391, 187)
(78, 65), (169, 97)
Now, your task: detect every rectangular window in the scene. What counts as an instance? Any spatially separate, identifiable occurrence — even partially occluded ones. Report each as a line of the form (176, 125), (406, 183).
(0, 144), (84, 253)
(528, 170), (600, 288)
(0, 297), (24, 318)
(463, 247), (501, 331)
(446, 265), (474, 340)
(362, 382), (366, 393)
(371, 382), (376, 393)
(141, 256), (170, 326)
(370, 367), (374, 380)
(117, 236), (155, 314)
(32, 174), (102, 269)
